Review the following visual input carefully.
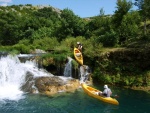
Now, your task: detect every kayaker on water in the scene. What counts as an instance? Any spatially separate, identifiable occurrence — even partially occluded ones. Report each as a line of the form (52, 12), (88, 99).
(98, 85), (112, 97)
(77, 42), (83, 52)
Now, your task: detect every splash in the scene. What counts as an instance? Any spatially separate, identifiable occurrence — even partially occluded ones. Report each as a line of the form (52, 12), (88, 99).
(79, 65), (90, 83)
(0, 55), (52, 101)
(63, 57), (90, 83)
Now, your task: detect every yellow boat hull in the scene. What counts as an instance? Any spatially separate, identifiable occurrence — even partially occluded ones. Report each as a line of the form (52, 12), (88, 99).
(74, 48), (83, 65)
(81, 83), (119, 105)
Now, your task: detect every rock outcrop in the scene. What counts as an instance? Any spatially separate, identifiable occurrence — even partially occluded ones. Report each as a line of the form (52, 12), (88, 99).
(35, 76), (80, 96)
(21, 73), (81, 96)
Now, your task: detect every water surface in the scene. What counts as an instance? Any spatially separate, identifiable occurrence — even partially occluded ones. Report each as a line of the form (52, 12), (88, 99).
(0, 85), (149, 113)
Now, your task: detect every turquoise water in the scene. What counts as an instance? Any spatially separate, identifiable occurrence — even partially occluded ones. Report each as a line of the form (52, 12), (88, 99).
(0, 85), (150, 113)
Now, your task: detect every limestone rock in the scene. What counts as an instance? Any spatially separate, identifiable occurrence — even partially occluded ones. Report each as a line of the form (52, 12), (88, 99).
(35, 76), (80, 96)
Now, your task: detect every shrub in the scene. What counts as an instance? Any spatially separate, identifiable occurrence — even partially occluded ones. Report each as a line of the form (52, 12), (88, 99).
(32, 37), (60, 50)
(97, 29), (119, 47)
(12, 44), (31, 53)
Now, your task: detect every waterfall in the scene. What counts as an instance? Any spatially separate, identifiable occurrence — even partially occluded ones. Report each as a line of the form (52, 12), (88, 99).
(64, 57), (73, 77)
(63, 56), (90, 83)
(0, 55), (52, 101)
(79, 65), (90, 83)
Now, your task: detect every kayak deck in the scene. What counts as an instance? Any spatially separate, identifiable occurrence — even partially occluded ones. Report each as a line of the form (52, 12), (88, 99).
(74, 48), (83, 65)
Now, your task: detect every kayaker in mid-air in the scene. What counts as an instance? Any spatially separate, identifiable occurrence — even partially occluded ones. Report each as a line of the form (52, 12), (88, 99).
(98, 85), (112, 97)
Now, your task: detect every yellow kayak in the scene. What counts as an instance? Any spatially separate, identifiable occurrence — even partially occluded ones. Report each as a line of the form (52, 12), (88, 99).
(81, 83), (119, 105)
(74, 48), (83, 65)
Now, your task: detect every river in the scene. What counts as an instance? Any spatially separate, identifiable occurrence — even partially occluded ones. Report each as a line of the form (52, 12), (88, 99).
(0, 55), (150, 113)
(0, 85), (150, 113)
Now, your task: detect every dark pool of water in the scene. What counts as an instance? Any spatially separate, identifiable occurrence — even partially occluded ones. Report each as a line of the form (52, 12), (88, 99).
(0, 84), (150, 113)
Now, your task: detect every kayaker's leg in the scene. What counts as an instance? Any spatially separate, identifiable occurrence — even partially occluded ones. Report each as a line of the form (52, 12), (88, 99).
(95, 91), (102, 95)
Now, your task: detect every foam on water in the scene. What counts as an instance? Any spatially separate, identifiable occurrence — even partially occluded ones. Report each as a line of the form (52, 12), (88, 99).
(0, 55), (52, 101)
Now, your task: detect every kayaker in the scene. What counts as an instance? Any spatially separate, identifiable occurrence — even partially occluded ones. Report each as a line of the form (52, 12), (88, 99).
(98, 85), (112, 97)
(77, 42), (83, 52)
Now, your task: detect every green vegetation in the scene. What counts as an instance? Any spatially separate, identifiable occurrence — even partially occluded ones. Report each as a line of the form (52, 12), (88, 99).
(0, 0), (150, 88)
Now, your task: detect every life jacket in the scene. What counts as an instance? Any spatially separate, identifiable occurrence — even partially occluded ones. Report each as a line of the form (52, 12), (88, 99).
(107, 88), (112, 97)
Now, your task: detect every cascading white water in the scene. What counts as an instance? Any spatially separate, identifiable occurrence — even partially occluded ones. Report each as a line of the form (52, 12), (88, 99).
(79, 65), (90, 83)
(0, 55), (52, 101)
(64, 57), (73, 77)
(63, 57), (90, 83)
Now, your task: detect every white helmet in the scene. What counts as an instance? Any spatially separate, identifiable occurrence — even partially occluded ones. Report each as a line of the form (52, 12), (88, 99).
(104, 85), (108, 89)
(77, 42), (80, 44)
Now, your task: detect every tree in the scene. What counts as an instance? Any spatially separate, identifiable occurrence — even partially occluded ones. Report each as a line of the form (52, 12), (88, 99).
(0, 11), (23, 45)
(134, 0), (144, 9)
(135, 0), (150, 36)
(118, 11), (141, 43)
(112, 0), (132, 28)
(112, 0), (133, 44)
(34, 7), (60, 23)
(56, 8), (85, 41)
(86, 8), (112, 38)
